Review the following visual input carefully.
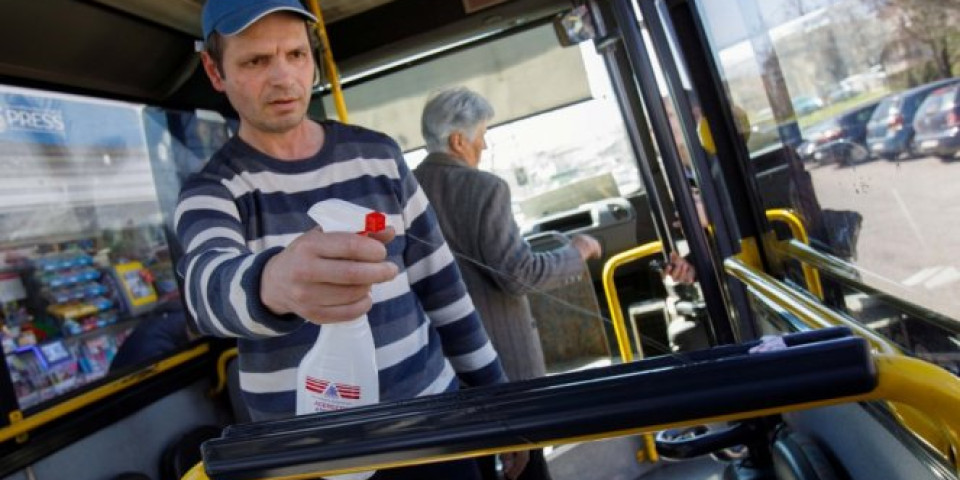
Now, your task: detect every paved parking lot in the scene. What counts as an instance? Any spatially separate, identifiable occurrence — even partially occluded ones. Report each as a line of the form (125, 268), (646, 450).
(807, 155), (960, 319)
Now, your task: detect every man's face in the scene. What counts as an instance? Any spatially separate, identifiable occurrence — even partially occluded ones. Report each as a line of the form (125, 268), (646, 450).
(202, 13), (314, 135)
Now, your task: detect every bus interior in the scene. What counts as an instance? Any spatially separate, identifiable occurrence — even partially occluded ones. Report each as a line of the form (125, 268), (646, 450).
(0, 1), (958, 479)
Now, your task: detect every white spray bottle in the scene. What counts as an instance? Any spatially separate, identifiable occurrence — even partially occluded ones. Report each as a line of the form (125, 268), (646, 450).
(296, 199), (385, 480)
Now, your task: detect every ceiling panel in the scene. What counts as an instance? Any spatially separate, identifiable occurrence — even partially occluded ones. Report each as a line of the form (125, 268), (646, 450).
(87, 0), (398, 37)
(319, 0), (396, 23)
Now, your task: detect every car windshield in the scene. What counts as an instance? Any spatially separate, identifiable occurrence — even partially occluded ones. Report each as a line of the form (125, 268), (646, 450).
(840, 105), (878, 125)
(920, 88), (956, 115)
(870, 97), (900, 121)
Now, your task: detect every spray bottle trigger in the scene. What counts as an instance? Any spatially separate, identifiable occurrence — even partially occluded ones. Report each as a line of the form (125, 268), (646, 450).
(363, 212), (386, 235)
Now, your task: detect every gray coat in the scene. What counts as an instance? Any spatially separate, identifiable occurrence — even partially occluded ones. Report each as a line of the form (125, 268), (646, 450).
(413, 152), (586, 381)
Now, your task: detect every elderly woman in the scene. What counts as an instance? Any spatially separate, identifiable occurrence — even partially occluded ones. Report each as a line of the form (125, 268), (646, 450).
(413, 87), (602, 480)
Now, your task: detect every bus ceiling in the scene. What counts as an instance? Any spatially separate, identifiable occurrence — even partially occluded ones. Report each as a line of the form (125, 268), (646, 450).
(0, 0), (571, 114)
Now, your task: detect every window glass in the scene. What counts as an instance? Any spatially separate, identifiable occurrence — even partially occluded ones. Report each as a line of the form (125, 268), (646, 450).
(696, 0), (960, 374)
(396, 34), (640, 230)
(0, 85), (233, 410)
(333, 28), (647, 370)
(323, 25), (593, 153)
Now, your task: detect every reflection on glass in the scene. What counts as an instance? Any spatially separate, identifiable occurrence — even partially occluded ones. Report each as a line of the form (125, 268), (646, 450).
(0, 86), (232, 410)
(696, 0), (960, 374)
(403, 39), (641, 230)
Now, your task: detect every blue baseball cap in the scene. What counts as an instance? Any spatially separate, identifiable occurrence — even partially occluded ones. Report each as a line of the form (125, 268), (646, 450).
(202, 0), (318, 40)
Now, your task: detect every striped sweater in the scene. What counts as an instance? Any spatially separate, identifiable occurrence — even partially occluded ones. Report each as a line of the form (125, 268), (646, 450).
(175, 121), (506, 420)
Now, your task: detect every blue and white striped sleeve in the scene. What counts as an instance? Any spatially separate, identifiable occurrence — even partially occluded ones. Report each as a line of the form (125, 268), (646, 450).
(174, 175), (303, 339)
(396, 159), (507, 387)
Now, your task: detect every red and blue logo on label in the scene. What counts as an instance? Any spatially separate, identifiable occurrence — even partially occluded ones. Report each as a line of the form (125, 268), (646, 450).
(306, 376), (361, 400)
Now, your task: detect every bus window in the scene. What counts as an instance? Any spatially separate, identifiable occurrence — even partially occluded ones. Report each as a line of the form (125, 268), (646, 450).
(322, 24), (642, 231)
(319, 23), (667, 372)
(696, 0), (960, 373)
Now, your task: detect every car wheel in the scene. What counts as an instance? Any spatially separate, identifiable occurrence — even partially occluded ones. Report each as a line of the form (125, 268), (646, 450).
(904, 136), (919, 159)
(849, 144), (869, 164)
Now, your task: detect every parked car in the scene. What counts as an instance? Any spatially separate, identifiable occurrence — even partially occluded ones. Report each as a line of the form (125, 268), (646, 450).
(797, 100), (881, 165)
(792, 95), (824, 116)
(826, 86), (859, 104)
(866, 78), (960, 159)
(911, 83), (960, 159)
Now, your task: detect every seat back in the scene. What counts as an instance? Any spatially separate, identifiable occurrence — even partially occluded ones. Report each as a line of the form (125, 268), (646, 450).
(772, 430), (843, 480)
(527, 232), (610, 372)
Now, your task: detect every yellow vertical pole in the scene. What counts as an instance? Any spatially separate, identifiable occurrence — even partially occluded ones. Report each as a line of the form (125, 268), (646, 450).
(305, 0), (349, 123)
(765, 209), (824, 300)
(600, 241), (663, 463)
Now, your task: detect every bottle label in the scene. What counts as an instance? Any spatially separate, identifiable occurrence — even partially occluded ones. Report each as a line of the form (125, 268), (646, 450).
(304, 375), (364, 412)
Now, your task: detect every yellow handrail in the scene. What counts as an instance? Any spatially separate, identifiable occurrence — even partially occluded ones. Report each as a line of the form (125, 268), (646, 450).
(601, 211), (819, 358)
(601, 241), (663, 363)
(305, 0), (348, 123)
(0, 343), (209, 443)
(725, 257), (897, 354)
(183, 461), (209, 480)
(726, 256), (960, 469)
(765, 209), (823, 300)
(600, 240), (663, 463)
(209, 347), (239, 396)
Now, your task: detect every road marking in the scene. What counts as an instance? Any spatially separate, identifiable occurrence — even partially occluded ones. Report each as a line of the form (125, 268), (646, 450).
(924, 266), (960, 289)
(891, 189), (930, 250)
(902, 267), (942, 287)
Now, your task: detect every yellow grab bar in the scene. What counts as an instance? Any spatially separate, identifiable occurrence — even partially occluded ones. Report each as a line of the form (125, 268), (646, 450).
(600, 240), (663, 463)
(209, 347), (239, 396)
(306, 0), (348, 123)
(725, 256), (897, 355)
(183, 461), (209, 480)
(601, 241), (663, 363)
(725, 256), (960, 467)
(0, 343), (209, 443)
(765, 209), (823, 300)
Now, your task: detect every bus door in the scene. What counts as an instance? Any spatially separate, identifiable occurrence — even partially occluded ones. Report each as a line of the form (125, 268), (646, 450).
(619, 0), (960, 476)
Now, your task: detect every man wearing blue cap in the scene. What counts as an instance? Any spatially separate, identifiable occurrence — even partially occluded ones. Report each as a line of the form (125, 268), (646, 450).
(176, 1), (513, 478)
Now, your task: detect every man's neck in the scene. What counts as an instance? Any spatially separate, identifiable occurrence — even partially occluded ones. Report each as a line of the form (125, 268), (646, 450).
(431, 151), (474, 169)
(238, 119), (325, 160)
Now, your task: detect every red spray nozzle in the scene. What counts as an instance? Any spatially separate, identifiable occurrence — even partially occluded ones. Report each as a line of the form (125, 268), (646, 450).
(363, 212), (386, 235)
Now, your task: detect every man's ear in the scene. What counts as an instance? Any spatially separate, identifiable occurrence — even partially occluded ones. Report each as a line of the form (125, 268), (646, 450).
(200, 52), (226, 92)
(447, 131), (464, 156)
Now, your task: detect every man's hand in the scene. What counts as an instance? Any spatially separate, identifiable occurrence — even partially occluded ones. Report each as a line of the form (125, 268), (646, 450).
(260, 226), (398, 324)
(499, 450), (530, 480)
(663, 251), (696, 284)
(570, 233), (602, 261)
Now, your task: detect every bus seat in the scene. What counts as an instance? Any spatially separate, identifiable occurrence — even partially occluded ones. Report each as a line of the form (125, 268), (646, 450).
(526, 232), (610, 372)
(111, 473), (151, 480)
(159, 425), (222, 480)
(771, 430), (843, 480)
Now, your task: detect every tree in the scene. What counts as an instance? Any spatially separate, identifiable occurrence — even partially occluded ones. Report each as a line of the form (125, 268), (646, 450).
(783, 0), (810, 17)
(880, 0), (960, 79)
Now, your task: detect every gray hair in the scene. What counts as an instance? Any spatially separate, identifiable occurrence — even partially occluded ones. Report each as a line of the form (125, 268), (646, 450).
(421, 87), (495, 154)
